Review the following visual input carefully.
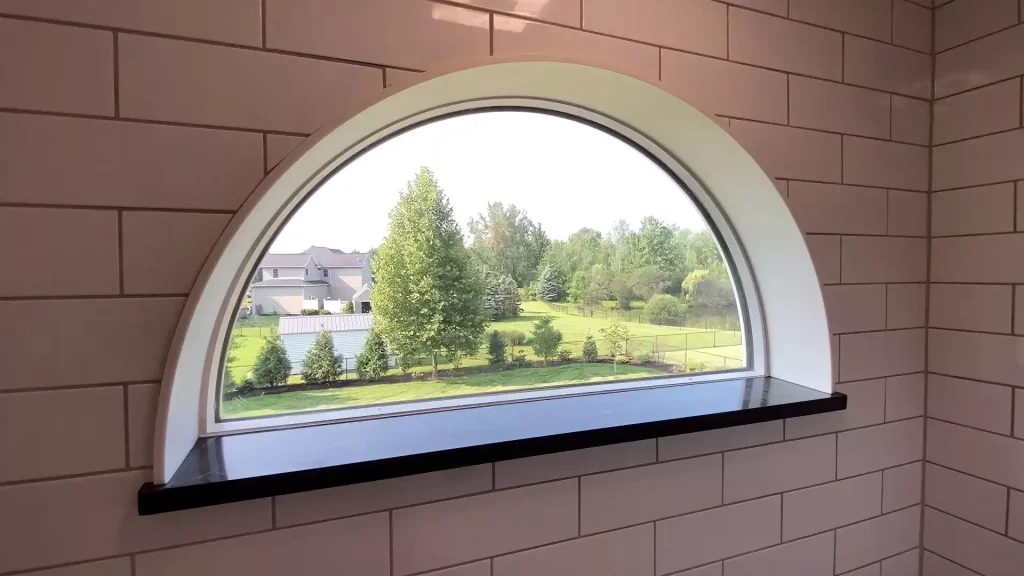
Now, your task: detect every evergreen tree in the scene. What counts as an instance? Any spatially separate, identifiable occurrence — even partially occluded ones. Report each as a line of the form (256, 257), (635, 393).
(341, 301), (354, 314)
(530, 316), (563, 366)
(582, 335), (599, 362)
(536, 265), (567, 302)
(356, 328), (390, 381)
(499, 274), (521, 317)
(302, 329), (340, 383)
(487, 330), (507, 366)
(484, 272), (504, 319)
(252, 327), (291, 388)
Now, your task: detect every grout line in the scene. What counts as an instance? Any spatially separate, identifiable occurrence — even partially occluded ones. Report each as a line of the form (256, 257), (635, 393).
(658, 48), (662, 82)
(0, 465), (155, 489)
(577, 477), (582, 536)
(382, 68), (388, 90)
(0, 293), (189, 303)
(389, 510), (395, 576)
(716, 115), (931, 147)
(841, 34), (845, 82)
(926, 414), (1020, 440)
(926, 369), (1022, 390)
(725, 6), (730, 60)
(261, 0), (267, 48)
(934, 125), (1024, 148)
(579, 0), (583, 28)
(933, 21), (1022, 56)
(117, 209), (124, 295)
(1012, 389), (1017, 438)
(112, 32), (119, 117)
(122, 384), (131, 468)
(489, 13), (494, 56)
(921, 5), (935, 564)
(805, 232), (925, 239)
(262, 133), (268, 173)
(924, 504), (1024, 545)
(922, 549), (985, 576)
(0, 202), (237, 215)
(130, 554), (136, 576)
(0, 380), (160, 396)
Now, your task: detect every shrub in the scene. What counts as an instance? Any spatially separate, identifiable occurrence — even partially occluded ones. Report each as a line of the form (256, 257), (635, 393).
(530, 316), (563, 366)
(687, 361), (708, 373)
(599, 320), (631, 357)
(396, 353), (416, 374)
(615, 354), (631, 365)
(356, 328), (390, 381)
(341, 301), (354, 314)
(581, 336), (598, 362)
(510, 351), (528, 367)
(319, 309), (333, 315)
(300, 308), (321, 315)
(302, 329), (340, 384)
(487, 330), (507, 366)
(519, 285), (537, 302)
(634, 349), (653, 364)
(557, 348), (573, 362)
(646, 294), (685, 324)
(502, 330), (527, 354)
(252, 328), (291, 388)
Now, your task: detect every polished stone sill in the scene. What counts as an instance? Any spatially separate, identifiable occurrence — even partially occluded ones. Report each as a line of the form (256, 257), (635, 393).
(138, 377), (845, 515)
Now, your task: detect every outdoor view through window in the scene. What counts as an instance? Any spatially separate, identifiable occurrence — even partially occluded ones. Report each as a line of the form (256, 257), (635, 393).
(220, 111), (745, 420)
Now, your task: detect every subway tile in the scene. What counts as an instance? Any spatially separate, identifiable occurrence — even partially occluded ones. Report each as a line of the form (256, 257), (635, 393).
(392, 479), (577, 576)
(136, 513), (388, 576)
(266, 134), (305, 171)
(782, 472), (882, 541)
(584, 0), (726, 57)
(127, 383), (158, 467)
(935, 25), (1024, 98)
(927, 418), (1024, 490)
(0, 471), (271, 574)
(927, 329), (1024, 386)
(0, 387), (124, 482)
(656, 496), (781, 575)
(0, 297), (184, 390)
(838, 418), (924, 478)
(931, 184), (1016, 236)
(789, 76), (890, 139)
(925, 462), (1008, 532)
(934, 79), (1021, 145)
(893, 0), (933, 53)
(447, 0), (580, 26)
(840, 329), (926, 381)
(887, 284), (927, 330)
(0, 114), (264, 210)
(931, 234), (1024, 283)
(729, 8), (842, 80)
(122, 211), (230, 295)
(0, 0), (262, 46)
(658, 421), (783, 461)
(728, 120), (842, 182)
(786, 378), (886, 439)
(935, 0), (1018, 51)
(497, 439), (655, 489)
(0, 18), (113, 116)
(0, 207), (119, 297)
(928, 374), (1014, 434)
(1010, 490), (1024, 540)
(581, 454), (721, 533)
(493, 524), (653, 576)
(835, 506), (921, 574)
(494, 16), (659, 82)
(806, 235), (841, 284)
(723, 532), (834, 576)
(276, 464), (492, 527)
(723, 435), (835, 503)
(888, 191), (928, 237)
(843, 137), (929, 191)
(660, 51), (787, 124)
(118, 34), (382, 133)
(844, 36), (932, 99)
(790, 0), (891, 40)
(929, 284), (1013, 333)
(921, 551), (983, 576)
(17, 558), (133, 576)
(788, 182), (888, 235)
(419, 562), (490, 576)
(882, 549), (920, 576)
(924, 507), (1024, 576)
(824, 285), (887, 333)
(266, 0), (488, 70)
(885, 373), (926, 421)
(883, 461), (922, 513)
(933, 129), (1024, 190)
(891, 95), (931, 146)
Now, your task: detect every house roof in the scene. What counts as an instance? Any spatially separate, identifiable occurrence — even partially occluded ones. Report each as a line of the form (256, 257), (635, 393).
(352, 283), (372, 300)
(302, 246), (369, 268)
(259, 253), (317, 268)
(278, 313), (375, 335)
(251, 279), (329, 287)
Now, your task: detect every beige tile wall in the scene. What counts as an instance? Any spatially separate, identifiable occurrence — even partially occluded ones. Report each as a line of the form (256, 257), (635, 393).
(0, 1), (939, 575)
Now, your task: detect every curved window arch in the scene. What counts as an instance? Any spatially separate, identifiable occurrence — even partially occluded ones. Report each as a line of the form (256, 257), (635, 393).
(153, 61), (830, 484)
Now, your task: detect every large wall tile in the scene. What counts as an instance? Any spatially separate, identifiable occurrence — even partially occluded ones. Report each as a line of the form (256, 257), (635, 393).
(118, 34), (382, 133)
(265, 0), (488, 70)
(931, 234), (1024, 283)
(928, 374), (1014, 435)
(276, 465), (492, 527)
(392, 480), (578, 576)
(0, 207), (119, 297)
(16, 559), (132, 576)
(0, 19), (113, 116)
(122, 211), (230, 295)
(882, 549), (920, 576)
(840, 329), (926, 381)
(835, 507), (921, 574)
(824, 284), (888, 333)
(0, 114), (264, 210)
(933, 129), (1024, 190)
(656, 496), (780, 575)
(927, 328), (1023, 386)
(789, 76), (890, 138)
(837, 418), (923, 478)
(886, 284), (927, 330)
(723, 435), (835, 502)
(136, 513), (388, 576)
(419, 563), (490, 576)
(785, 378), (886, 439)
(932, 184), (1016, 236)
(265, 134), (305, 171)
(891, 95), (931, 145)
(806, 235), (841, 284)
(790, 0), (891, 40)
(788, 182), (888, 235)
(0, 0), (262, 46)
(924, 507), (1024, 576)
(926, 419), (1024, 490)
(925, 463), (1009, 532)
(0, 297), (184, 390)
(782, 472), (881, 541)
(660, 51), (787, 123)
(888, 191), (928, 237)
(723, 532), (834, 576)
(934, 79), (1021, 145)
(1009, 490), (1024, 540)
(883, 462), (922, 513)
(728, 120), (842, 182)
(935, 0), (1019, 51)
(843, 137), (929, 191)
(658, 421), (783, 461)
(929, 284), (1013, 333)
(935, 24), (1024, 97)
(885, 373), (926, 421)
(497, 440), (654, 488)
(493, 524), (653, 576)
(844, 36), (932, 99)
(584, 0), (726, 57)
(0, 387), (124, 482)
(893, 0), (932, 53)
(126, 383), (158, 467)
(728, 8), (842, 80)
(921, 551), (984, 576)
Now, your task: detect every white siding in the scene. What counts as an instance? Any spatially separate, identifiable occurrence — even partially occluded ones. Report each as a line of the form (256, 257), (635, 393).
(252, 286), (303, 315)
(281, 329), (393, 375)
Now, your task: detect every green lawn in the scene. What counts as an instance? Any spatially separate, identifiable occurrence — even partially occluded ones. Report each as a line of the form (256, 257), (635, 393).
(222, 363), (664, 418)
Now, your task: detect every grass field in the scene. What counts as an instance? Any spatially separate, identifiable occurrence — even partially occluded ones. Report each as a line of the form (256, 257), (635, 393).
(222, 363), (663, 418)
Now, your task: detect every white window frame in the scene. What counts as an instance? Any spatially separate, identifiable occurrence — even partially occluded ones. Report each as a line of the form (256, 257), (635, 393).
(152, 61), (831, 484)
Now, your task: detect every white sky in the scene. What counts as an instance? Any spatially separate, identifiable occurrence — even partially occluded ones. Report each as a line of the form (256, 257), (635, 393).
(271, 111), (709, 254)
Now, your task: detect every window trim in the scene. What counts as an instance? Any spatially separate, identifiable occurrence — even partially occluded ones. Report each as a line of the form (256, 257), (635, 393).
(152, 60), (831, 485)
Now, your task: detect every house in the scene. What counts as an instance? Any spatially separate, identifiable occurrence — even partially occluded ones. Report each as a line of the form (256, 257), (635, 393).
(278, 313), (393, 374)
(251, 246), (372, 315)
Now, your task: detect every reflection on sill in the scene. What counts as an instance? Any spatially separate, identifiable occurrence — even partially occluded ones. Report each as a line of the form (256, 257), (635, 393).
(140, 377), (845, 515)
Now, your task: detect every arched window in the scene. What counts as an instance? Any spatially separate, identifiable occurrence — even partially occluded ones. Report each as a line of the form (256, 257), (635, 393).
(149, 61), (834, 493)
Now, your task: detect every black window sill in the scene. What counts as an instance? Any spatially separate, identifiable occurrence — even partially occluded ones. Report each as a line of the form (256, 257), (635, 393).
(138, 377), (845, 515)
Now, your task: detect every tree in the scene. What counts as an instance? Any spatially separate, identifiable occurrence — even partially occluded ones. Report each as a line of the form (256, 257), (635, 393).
(646, 294), (685, 324)
(487, 330), (507, 366)
(611, 276), (634, 310)
(636, 216), (676, 271)
(503, 330), (526, 356)
(484, 273), (521, 319)
(630, 265), (670, 301)
(302, 329), (340, 383)
(682, 269), (735, 308)
(252, 327), (291, 388)
(341, 301), (354, 314)
(530, 316), (563, 366)
(536, 265), (566, 302)
(567, 270), (589, 306)
(467, 202), (547, 286)
(356, 328), (390, 381)
(599, 320), (631, 357)
(582, 335), (598, 362)
(371, 167), (488, 378)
